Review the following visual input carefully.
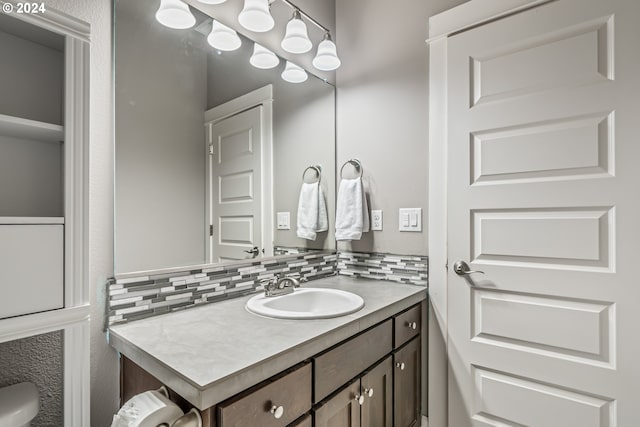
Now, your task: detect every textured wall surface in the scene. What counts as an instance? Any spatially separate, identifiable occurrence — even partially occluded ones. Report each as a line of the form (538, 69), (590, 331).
(0, 331), (63, 426)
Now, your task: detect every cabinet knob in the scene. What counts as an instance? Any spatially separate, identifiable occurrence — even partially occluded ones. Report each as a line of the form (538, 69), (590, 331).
(270, 405), (284, 419)
(396, 362), (406, 371)
(407, 321), (417, 330)
(354, 394), (365, 405)
(364, 387), (374, 398)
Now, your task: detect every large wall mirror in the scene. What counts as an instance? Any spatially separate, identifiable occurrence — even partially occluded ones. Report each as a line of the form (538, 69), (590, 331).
(115, 0), (336, 274)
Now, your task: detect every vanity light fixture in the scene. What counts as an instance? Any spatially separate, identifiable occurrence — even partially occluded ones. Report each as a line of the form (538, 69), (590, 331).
(238, 0), (275, 33)
(196, 0), (227, 3)
(312, 32), (341, 71)
(250, 43), (280, 69)
(155, 0), (196, 29)
(207, 20), (242, 51)
(281, 9), (312, 54)
(281, 61), (308, 83)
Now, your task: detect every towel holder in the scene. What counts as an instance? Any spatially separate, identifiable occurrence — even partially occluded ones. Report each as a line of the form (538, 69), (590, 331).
(340, 158), (363, 178)
(302, 164), (322, 182)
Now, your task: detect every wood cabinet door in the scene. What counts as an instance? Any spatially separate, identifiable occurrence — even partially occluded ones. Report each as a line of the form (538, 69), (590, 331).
(361, 356), (392, 427)
(314, 380), (361, 427)
(393, 337), (420, 427)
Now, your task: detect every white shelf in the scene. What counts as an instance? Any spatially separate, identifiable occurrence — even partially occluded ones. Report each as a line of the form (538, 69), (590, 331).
(0, 113), (64, 142)
(0, 216), (64, 224)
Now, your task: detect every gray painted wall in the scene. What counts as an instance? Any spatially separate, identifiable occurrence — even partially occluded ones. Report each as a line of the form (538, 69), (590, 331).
(335, 0), (464, 256)
(0, 331), (63, 427)
(115, 0), (208, 273)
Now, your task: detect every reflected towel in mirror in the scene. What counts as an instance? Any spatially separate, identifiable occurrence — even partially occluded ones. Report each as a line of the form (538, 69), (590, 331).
(297, 182), (328, 240)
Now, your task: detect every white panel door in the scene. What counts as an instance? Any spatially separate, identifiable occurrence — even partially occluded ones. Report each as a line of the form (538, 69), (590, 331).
(447, 0), (640, 425)
(210, 106), (263, 262)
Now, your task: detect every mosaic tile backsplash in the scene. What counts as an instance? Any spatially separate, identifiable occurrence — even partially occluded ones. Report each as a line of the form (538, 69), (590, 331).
(107, 251), (428, 326)
(107, 252), (337, 325)
(337, 252), (428, 286)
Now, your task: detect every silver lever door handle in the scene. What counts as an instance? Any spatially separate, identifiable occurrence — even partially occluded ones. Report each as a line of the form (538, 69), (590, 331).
(453, 261), (484, 276)
(244, 246), (259, 256)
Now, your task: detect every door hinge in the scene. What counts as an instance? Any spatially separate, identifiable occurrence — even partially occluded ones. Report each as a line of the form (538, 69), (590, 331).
(209, 225), (213, 236)
(445, 260), (448, 270)
(208, 143), (214, 155)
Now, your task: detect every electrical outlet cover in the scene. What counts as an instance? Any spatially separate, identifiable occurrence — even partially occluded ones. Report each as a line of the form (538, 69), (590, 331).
(371, 210), (383, 231)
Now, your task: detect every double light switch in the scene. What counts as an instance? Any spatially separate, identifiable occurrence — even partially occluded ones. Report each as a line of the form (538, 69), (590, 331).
(399, 208), (422, 232)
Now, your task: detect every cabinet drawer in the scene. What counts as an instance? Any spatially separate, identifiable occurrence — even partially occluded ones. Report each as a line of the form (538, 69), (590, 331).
(0, 224), (63, 319)
(217, 362), (312, 427)
(314, 319), (392, 403)
(394, 304), (421, 348)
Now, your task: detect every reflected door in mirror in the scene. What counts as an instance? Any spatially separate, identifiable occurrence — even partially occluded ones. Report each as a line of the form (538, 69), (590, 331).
(208, 105), (263, 263)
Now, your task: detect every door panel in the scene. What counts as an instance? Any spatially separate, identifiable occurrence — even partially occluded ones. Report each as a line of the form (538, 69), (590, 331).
(394, 338), (420, 427)
(361, 356), (392, 427)
(447, 0), (640, 425)
(210, 106), (262, 262)
(314, 380), (361, 427)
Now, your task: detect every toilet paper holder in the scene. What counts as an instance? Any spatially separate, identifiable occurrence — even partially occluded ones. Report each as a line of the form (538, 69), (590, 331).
(156, 387), (202, 427)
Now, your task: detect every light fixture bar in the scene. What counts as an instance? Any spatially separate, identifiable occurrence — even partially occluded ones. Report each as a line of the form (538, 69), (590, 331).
(279, 0), (330, 34)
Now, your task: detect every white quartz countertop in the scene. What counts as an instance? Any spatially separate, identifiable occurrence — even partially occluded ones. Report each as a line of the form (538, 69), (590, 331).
(109, 276), (427, 410)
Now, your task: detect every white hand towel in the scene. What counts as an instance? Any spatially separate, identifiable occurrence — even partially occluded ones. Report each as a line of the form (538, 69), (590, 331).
(317, 184), (329, 233)
(297, 182), (328, 240)
(335, 177), (369, 241)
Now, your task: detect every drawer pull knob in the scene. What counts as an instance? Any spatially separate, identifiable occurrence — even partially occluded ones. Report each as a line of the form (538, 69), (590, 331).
(354, 394), (365, 405)
(364, 387), (374, 398)
(396, 362), (405, 371)
(407, 321), (417, 330)
(270, 405), (284, 419)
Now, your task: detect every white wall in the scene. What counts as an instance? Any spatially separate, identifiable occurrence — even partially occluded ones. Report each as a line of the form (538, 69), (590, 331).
(43, 0), (118, 425)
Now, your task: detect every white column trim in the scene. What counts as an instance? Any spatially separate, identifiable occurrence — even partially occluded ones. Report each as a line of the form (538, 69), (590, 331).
(64, 320), (91, 427)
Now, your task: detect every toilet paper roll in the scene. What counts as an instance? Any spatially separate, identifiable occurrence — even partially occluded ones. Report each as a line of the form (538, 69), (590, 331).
(111, 389), (184, 427)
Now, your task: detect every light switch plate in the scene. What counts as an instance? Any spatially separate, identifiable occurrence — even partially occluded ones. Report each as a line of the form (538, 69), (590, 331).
(399, 208), (422, 232)
(371, 210), (383, 231)
(277, 212), (290, 230)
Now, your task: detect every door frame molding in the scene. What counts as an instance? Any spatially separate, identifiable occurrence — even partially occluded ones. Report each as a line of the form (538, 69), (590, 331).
(204, 85), (274, 263)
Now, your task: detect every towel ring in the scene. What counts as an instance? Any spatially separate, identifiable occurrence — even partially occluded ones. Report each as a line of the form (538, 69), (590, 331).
(340, 158), (363, 179)
(302, 165), (322, 183)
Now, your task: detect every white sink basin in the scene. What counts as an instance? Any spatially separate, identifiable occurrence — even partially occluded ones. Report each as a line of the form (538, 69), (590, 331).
(246, 288), (365, 319)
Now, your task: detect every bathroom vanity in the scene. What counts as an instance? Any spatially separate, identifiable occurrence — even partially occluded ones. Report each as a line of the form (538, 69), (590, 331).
(110, 277), (426, 426)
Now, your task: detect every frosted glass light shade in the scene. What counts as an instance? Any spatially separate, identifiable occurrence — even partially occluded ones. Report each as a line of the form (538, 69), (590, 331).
(281, 11), (312, 54)
(197, 0), (227, 3)
(281, 61), (308, 83)
(313, 36), (341, 71)
(250, 43), (280, 69)
(207, 20), (241, 51)
(155, 0), (196, 29)
(238, 0), (274, 32)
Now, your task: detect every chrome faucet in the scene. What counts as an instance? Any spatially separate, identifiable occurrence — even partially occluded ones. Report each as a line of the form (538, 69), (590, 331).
(262, 274), (305, 297)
